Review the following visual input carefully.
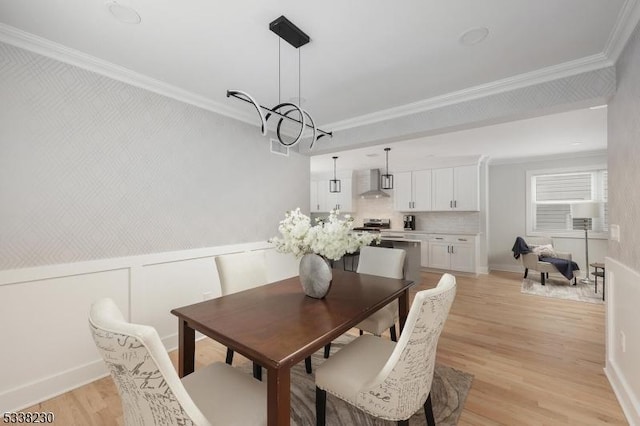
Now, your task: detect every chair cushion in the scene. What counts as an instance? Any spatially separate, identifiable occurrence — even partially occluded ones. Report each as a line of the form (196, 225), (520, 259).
(182, 362), (267, 426)
(316, 335), (395, 403)
(530, 244), (556, 257)
(356, 301), (398, 335)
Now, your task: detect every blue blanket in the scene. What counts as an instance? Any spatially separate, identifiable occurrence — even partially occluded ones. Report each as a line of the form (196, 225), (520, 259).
(540, 256), (580, 281)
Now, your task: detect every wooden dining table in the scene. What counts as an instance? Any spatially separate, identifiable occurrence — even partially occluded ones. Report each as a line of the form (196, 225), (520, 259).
(171, 268), (414, 426)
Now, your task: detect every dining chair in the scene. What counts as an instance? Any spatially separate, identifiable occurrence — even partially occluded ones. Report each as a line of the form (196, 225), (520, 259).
(215, 250), (313, 376)
(315, 273), (457, 426)
(322, 246), (406, 359)
(89, 298), (267, 426)
(355, 246), (406, 341)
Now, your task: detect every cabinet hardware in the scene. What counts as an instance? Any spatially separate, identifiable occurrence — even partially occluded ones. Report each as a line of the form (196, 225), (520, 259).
(458, 238), (467, 241)
(454, 200), (457, 208)
(435, 237), (444, 240)
(450, 245), (454, 254)
(449, 200), (452, 208)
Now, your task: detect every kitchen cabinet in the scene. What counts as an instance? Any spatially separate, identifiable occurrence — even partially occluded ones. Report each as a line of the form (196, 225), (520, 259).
(428, 235), (476, 273)
(310, 180), (329, 213)
(393, 170), (432, 211)
(432, 165), (479, 211)
(328, 177), (354, 212)
(310, 176), (354, 213)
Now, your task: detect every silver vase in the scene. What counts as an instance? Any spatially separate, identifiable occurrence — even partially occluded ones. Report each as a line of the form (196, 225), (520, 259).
(299, 253), (333, 299)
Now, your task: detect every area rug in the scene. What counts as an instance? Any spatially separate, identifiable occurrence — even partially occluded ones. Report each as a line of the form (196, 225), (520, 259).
(521, 278), (604, 304)
(241, 335), (473, 425)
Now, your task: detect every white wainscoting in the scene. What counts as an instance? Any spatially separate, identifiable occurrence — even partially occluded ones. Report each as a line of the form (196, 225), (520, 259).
(0, 242), (298, 412)
(604, 257), (640, 426)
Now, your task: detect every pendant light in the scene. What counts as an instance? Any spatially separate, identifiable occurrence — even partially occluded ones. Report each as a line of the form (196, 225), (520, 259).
(227, 15), (332, 150)
(381, 147), (394, 190)
(329, 156), (341, 193)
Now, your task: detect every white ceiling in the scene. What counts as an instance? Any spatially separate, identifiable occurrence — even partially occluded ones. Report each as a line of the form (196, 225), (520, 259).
(0, 1), (633, 163)
(309, 106), (607, 174)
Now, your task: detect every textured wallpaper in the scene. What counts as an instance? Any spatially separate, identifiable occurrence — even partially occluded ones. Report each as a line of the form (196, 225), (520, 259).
(0, 42), (309, 270)
(608, 23), (640, 272)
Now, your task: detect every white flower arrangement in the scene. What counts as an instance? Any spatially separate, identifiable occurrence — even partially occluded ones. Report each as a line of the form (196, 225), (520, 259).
(269, 208), (380, 261)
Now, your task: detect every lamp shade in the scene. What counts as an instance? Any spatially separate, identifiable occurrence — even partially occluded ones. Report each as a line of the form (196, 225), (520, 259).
(571, 202), (601, 219)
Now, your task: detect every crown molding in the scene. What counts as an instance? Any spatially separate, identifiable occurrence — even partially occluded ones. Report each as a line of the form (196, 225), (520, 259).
(325, 53), (613, 132)
(603, 0), (640, 63)
(0, 23), (256, 126)
(487, 149), (608, 166)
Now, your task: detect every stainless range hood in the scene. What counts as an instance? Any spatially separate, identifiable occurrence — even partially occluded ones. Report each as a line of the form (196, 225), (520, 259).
(359, 169), (390, 199)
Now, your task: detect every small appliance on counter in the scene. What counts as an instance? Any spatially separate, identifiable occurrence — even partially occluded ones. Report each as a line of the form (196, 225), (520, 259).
(403, 215), (416, 230)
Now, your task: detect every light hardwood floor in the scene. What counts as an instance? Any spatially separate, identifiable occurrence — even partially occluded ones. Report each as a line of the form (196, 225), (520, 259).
(25, 270), (627, 425)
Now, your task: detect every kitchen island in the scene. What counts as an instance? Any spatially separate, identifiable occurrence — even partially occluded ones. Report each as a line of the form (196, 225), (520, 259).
(332, 238), (421, 285)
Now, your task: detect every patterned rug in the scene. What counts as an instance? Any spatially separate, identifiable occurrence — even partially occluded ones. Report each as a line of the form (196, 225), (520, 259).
(521, 277), (604, 304)
(241, 335), (473, 425)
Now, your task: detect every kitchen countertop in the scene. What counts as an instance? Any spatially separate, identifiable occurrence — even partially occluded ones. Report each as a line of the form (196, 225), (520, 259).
(381, 230), (480, 236)
(380, 237), (422, 243)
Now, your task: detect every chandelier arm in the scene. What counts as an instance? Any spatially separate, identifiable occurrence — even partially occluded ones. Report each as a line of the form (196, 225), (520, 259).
(228, 91), (331, 138)
(302, 109), (318, 150)
(274, 102), (305, 147)
(226, 90), (267, 136)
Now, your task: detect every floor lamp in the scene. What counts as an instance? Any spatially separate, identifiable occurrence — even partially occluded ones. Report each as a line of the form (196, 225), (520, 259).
(571, 202), (601, 284)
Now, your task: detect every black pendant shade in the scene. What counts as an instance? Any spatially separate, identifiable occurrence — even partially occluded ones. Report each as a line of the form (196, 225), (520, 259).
(381, 147), (394, 190)
(329, 156), (341, 193)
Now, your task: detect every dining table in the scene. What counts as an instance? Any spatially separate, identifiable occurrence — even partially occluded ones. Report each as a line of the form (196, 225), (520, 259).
(171, 268), (414, 426)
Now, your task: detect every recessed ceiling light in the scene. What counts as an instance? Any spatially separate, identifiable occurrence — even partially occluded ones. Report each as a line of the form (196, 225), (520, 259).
(571, 142), (583, 146)
(589, 105), (607, 110)
(366, 153), (379, 157)
(106, 1), (141, 24)
(459, 27), (489, 46)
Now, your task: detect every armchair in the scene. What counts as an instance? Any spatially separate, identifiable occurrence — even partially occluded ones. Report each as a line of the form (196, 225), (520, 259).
(519, 237), (578, 285)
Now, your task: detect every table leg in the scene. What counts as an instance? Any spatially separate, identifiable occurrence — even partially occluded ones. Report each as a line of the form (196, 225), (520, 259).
(178, 318), (195, 378)
(398, 288), (410, 335)
(267, 366), (291, 426)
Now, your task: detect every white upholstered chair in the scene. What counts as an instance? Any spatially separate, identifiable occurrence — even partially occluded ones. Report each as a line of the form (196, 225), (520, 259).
(520, 237), (577, 285)
(315, 273), (456, 426)
(322, 246), (406, 359)
(89, 298), (267, 426)
(215, 250), (313, 375)
(215, 250), (267, 368)
(356, 246), (406, 340)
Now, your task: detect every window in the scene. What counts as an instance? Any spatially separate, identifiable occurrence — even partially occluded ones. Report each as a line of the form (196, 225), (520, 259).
(526, 167), (608, 238)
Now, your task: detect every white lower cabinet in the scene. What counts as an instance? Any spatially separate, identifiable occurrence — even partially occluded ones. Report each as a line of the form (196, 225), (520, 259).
(427, 235), (476, 273)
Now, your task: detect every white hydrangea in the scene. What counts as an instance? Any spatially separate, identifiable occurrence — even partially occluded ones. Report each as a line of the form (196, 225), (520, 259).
(269, 208), (379, 261)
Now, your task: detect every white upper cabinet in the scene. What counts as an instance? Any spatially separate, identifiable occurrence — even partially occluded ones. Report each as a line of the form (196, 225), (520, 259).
(393, 170), (432, 211)
(310, 173), (354, 213)
(432, 165), (479, 211)
(328, 178), (354, 212)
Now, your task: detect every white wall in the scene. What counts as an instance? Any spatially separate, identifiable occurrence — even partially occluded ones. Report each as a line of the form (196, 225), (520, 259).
(605, 19), (640, 426)
(488, 152), (608, 277)
(0, 243), (298, 412)
(0, 42), (309, 270)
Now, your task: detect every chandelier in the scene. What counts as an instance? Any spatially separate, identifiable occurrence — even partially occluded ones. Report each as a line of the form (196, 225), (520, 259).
(227, 16), (332, 150)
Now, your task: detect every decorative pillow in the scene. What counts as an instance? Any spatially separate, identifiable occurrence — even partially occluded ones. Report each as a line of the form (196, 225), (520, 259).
(531, 244), (556, 258)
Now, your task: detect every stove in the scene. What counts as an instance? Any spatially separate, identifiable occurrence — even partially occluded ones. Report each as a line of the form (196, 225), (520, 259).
(353, 218), (391, 232)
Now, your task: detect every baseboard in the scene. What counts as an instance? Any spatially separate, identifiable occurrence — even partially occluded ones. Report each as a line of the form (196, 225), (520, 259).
(489, 263), (523, 274)
(0, 360), (108, 412)
(605, 360), (640, 426)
